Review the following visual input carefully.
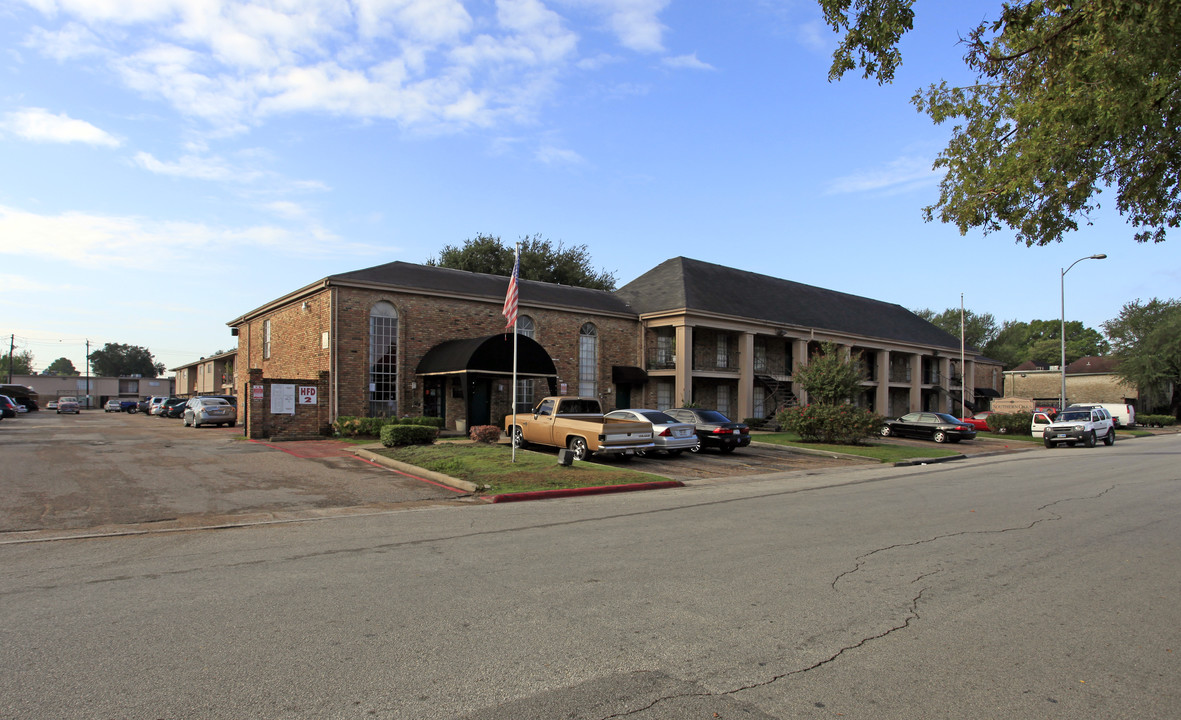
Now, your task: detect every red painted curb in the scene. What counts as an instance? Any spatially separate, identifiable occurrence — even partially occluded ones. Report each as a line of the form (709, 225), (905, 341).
(489, 480), (684, 503)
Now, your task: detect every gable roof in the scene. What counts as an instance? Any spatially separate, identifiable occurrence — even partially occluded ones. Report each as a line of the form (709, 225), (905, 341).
(1066, 355), (1120, 374)
(615, 257), (962, 349)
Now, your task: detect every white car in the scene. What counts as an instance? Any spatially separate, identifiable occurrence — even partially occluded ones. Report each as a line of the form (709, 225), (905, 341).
(183, 397), (238, 428)
(104, 399), (123, 412)
(147, 396), (169, 415)
(1043, 407), (1115, 448)
(56, 396), (80, 414)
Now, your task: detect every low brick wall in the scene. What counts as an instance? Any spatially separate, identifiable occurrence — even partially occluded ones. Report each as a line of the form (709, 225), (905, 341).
(245, 369), (331, 440)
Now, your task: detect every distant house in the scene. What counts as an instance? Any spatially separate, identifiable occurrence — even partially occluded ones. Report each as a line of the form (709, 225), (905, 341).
(1002, 356), (1137, 408)
(7, 374), (174, 409)
(228, 257), (994, 438)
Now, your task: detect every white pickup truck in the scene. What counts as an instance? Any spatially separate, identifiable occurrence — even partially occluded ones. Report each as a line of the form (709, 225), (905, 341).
(1040, 407), (1115, 448)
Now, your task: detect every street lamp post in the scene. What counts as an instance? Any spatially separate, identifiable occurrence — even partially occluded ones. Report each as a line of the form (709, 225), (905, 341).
(1060, 254), (1107, 410)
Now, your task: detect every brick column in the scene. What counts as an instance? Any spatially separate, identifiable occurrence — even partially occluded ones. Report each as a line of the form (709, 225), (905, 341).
(675, 324), (693, 406)
(737, 332), (754, 420)
(247, 368), (264, 439)
(909, 354), (922, 412)
(876, 349), (890, 415)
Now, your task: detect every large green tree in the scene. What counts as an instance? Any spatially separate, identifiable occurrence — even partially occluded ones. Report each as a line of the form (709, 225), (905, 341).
(43, 357), (79, 376)
(821, 0), (1181, 245)
(426, 234), (617, 290)
(1102, 298), (1181, 415)
(3, 350), (34, 377)
(983, 318), (1108, 368)
(794, 342), (867, 405)
(914, 307), (999, 349)
(88, 343), (165, 378)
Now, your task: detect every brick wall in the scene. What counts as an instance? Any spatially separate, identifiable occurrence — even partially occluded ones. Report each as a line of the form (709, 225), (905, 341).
(243, 369), (332, 440)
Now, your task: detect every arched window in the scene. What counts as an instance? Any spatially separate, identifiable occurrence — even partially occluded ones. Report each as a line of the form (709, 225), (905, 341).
(516, 315), (535, 339)
(515, 315), (537, 407)
(369, 301), (398, 417)
(579, 322), (597, 397)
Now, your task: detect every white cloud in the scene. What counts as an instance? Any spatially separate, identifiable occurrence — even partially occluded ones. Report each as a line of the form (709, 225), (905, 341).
(0, 204), (385, 270)
(1, 107), (122, 146)
(826, 155), (942, 195)
(133, 151), (242, 181)
(662, 53), (713, 71)
(574, 0), (670, 53)
(535, 143), (583, 165)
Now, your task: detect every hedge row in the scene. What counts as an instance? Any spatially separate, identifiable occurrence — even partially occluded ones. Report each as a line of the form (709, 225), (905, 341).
(776, 404), (882, 445)
(380, 424), (438, 447)
(985, 412), (1034, 435)
(334, 415), (444, 437)
(1138, 414), (1177, 427)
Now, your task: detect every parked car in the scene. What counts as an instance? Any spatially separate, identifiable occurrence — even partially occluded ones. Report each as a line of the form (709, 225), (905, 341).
(160, 397), (189, 418)
(183, 397), (238, 428)
(46, 400), (59, 410)
(880, 412), (976, 443)
(959, 411), (997, 432)
(1067, 402), (1135, 427)
(1042, 407), (1115, 448)
(0, 395), (18, 419)
(120, 400), (139, 412)
(604, 408), (699, 455)
(147, 396), (169, 416)
(104, 399), (123, 412)
(665, 408), (751, 453)
(56, 396), (81, 414)
(136, 397), (152, 414)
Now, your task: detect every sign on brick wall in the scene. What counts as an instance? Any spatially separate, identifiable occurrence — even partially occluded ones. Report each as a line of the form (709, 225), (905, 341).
(271, 384), (295, 415)
(299, 386), (318, 405)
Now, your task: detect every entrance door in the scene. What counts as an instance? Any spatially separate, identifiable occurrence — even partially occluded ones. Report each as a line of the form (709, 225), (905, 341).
(423, 378), (445, 421)
(615, 383), (631, 409)
(469, 378), (491, 426)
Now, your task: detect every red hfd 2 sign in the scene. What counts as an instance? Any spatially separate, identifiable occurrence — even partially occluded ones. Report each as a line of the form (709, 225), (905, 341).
(298, 386), (318, 405)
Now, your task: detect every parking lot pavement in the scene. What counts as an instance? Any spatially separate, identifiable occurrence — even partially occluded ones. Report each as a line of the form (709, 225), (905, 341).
(0, 411), (465, 538)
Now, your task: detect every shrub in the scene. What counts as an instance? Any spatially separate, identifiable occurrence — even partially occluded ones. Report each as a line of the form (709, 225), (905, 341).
(397, 415), (445, 428)
(380, 424), (438, 447)
(985, 412), (1032, 435)
(1139, 414), (1176, 427)
(776, 404), (882, 445)
(333, 415), (391, 437)
(469, 425), (503, 443)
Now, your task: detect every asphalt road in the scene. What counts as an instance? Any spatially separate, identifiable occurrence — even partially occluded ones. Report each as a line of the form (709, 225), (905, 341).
(2, 430), (1178, 719)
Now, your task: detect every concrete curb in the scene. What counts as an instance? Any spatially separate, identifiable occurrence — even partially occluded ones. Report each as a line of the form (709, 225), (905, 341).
(353, 446), (479, 493)
(892, 454), (967, 467)
(490, 480), (685, 503)
(750, 440), (878, 463)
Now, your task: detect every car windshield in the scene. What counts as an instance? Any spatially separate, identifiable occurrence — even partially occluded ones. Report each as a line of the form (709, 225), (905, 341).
(200, 398), (230, 406)
(1059, 411), (1089, 422)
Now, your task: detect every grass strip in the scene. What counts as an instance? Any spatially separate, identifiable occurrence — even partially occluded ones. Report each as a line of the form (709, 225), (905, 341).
(755, 432), (962, 462)
(373, 443), (667, 495)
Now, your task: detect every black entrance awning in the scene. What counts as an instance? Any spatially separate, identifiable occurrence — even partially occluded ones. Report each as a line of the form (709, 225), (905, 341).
(612, 365), (648, 384)
(974, 387), (1001, 398)
(415, 334), (557, 378)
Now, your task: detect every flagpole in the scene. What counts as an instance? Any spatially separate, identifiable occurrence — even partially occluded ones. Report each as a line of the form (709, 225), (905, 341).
(510, 243), (520, 462)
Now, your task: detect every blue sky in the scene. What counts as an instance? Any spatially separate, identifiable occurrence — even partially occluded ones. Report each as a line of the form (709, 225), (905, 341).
(3, 0), (1178, 375)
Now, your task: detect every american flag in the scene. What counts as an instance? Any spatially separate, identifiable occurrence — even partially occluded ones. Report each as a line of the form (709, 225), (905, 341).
(502, 251), (519, 330)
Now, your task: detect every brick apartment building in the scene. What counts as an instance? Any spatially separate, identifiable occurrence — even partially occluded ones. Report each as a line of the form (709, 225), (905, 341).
(228, 256), (998, 436)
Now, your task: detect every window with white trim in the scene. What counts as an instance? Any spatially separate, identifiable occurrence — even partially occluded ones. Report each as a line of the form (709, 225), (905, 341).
(716, 334), (728, 369)
(716, 384), (731, 416)
(515, 316), (536, 407)
(578, 323), (597, 397)
(263, 319), (271, 360)
(369, 301), (398, 417)
(657, 380), (674, 410)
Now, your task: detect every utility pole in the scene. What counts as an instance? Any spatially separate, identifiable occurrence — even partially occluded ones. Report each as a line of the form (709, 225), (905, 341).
(85, 339), (91, 409)
(7, 334), (13, 383)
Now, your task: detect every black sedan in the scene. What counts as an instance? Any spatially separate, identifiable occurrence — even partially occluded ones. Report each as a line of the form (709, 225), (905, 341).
(880, 412), (976, 443)
(159, 397), (189, 418)
(665, 408), (751, 453)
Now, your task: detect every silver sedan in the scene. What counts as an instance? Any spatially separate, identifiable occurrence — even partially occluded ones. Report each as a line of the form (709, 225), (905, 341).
(605, 409), (699, 456)
(183, 397), (238, 428)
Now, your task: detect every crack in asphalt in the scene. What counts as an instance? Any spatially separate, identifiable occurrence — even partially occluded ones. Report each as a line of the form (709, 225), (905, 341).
(830, 484), (1118, 590)
(599, 589), (927, 719)
(597, 484), (1119, 719)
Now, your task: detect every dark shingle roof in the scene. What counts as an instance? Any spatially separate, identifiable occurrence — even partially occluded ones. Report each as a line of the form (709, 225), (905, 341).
(615, 257), (962, 349)
(1066, 356), (1119, 374)
(330, 261), (635, 316)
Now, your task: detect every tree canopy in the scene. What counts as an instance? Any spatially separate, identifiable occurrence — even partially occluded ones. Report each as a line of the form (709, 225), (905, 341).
(88, 343), (165, 378)
(426, 234), (617, 291)
(43, 357), (80, 376)
(3, 350), (34, 377)
(822, 0), (1181, 245)
(914, 307), (999, 350)
(1103, 298), (1181, 414)
(982, 318), (1108, 368)
(795, 342), (867, 405)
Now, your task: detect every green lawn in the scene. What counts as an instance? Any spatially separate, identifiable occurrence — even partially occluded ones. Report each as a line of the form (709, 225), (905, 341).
(373, 443), (668, 495)
(754, 432), (963, 462)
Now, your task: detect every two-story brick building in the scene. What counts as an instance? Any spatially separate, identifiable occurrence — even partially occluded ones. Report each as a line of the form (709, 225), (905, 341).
(228, 256), (994, 436)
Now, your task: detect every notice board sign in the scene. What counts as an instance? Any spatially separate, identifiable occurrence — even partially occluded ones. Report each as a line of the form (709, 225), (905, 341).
(270, 384), (295, 415)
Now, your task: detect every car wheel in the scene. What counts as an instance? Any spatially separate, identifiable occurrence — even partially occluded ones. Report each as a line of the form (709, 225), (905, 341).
(690, 442), (702, 453)
(1104, 429), (1115, 446)
(182, 417), (190, 427)
(1044, 437), (1054, 448)
(879, 425), (892, 437)
(933, 430), (947, 443)
(1084, 431), (1096, 448)
(229, 421), (237, 428)
(567, 436), (589, 461)
(511, 425), (528, 450)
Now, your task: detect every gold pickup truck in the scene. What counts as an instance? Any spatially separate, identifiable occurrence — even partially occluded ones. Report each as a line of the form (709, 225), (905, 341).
(506, 396), (655, 461)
